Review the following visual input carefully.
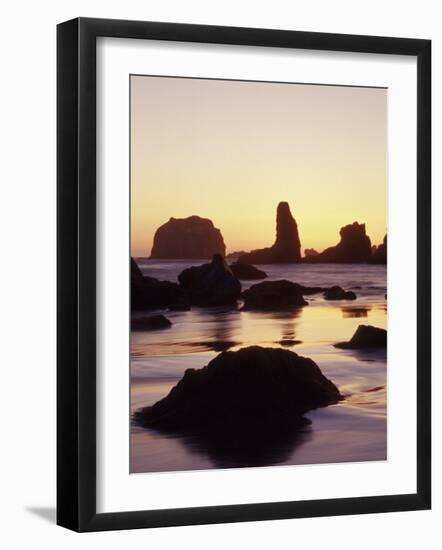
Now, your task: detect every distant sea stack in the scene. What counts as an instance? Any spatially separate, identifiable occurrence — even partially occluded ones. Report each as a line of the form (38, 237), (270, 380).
(150, 216), (226, 259)
(304, 222), (372, 263)
(238, 202), (301, 264)
(304, 248), (319, 258)
(371, 235), (387, 264)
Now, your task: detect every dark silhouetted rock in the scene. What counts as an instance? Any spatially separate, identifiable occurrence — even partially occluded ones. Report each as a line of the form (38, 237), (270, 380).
(134, 346), (342, 432)
(229, 262), (268, 280)
(371, 235), (387, 264)
(324, 286), (357, 300)
(150, 215), (226, 259)
(304, 248), (319, 257)
(226, 250), (247, 260)
(131, 314), (171, 331)
(300, 286), (326, 295)
(304, 222), (372, 263)
(238, 202), (301, 264)
(131, 257), (186, 310)
(242, 280), (308, 310)
(178, 254), (241, 306)
(335, 325), (387, 349)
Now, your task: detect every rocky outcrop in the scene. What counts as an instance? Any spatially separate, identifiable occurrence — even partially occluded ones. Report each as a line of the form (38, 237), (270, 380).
(134, 346), (342, 432)
(226, 250), (247, 260)
(335, 325), (387, 349)
(229, 262), (268, 280)
(371, 235), (387, 264)
(323, 286), (357, 301)
(131, 314), (172, 331)
(238, 202), (301, 264)
(131, 257), (187, 310)
(304, 222), (372, 263)
(242, 280), (308, 310)
(150, 215), (226, 259)
(178, 254), (241, 306)
(304, 248), (319, 257)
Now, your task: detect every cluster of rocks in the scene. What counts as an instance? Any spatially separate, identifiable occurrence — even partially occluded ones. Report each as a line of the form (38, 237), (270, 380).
(241, 280), (358, 311)
(132, 254), (242, 315)
(133, 254), (362, 326)
(147, 204), (386, 265)
(134, 346), (343, 433)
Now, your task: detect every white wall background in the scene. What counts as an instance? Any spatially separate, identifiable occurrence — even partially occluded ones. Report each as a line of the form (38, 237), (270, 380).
(0, 1), (439, 548)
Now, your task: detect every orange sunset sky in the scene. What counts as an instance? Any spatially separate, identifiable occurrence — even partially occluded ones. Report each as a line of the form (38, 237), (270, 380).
(130, 75), (387, 257)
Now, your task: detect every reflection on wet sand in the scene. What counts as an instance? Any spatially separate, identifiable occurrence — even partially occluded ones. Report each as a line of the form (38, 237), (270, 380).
(341, 306), (371, 318)
(178, 419), (313, 469)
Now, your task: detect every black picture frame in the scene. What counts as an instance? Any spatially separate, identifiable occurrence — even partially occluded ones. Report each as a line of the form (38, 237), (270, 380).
(57, 17), (431, 532)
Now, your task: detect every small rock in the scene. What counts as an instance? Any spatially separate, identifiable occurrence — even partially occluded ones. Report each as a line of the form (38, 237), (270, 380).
(334, 325), (387, 349)
(131, 314), (172, 331)
(229, 262), (268, 280)
(324, 286), (357, 300)
(242, 280), (308, 310)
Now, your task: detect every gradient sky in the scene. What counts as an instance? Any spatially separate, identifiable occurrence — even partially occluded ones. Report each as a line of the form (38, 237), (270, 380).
(131, 75), (387, 257)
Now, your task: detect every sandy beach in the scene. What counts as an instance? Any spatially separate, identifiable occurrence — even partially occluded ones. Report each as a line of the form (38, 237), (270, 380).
(130, 260), (387, 473)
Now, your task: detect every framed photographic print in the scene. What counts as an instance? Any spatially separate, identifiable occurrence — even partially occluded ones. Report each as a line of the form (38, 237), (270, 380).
(57, 17), (431, 532)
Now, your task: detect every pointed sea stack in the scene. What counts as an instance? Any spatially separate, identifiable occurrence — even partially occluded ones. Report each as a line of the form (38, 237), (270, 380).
(238, 202), (301, 264)
(150, 215), (226, 259)
(304, 222), (372, 263)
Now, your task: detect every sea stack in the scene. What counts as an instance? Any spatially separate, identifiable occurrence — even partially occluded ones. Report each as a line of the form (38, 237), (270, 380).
(238, 202), (301, 264)
(304, 222), (372, 263)
(371, 235), (387, 264)
(150, 215), (226, 259)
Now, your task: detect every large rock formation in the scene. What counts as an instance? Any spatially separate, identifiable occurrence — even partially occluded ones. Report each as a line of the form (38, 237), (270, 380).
(134, 346), (342, 432)
(150, 215), (226, 259)
(242, 280), (308, 310)
(178, 254), (241, 306)
(371, 235), (387, 264)
(238, 202), (301, 264)
(131, 257), (187, 310)
(304, 222), (372, 263)
(304, 248), (319, 258)
(335, 325), (387, 349)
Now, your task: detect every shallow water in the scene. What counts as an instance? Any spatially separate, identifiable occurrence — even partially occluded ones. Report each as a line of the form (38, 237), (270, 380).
(131, 260), (387, 473)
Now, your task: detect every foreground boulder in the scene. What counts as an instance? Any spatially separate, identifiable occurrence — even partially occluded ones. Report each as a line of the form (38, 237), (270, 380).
(131, 314), (171, 331)
(229, 262), (268, 280)
(150, 215), (226, 259)
(134, 346), (342, 432)
(238, 202), (301, 264)
(324, 286), (357, 300)
(131, 258), (187, 310)
(242, 280), (308, 310)
(304, 222), (372, 263)
(335, 325), (387, 349)
(178, 254), (241, 306)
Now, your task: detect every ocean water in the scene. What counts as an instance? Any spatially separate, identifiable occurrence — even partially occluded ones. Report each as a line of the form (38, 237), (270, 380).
(131, 259), (387, 473)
